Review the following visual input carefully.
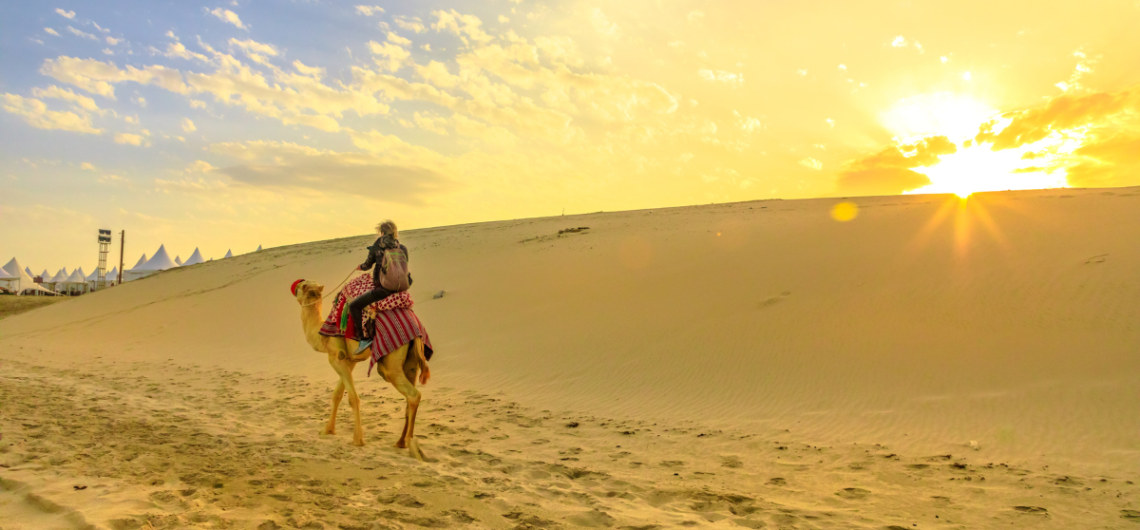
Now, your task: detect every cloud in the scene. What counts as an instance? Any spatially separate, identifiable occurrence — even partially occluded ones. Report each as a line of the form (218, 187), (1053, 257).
(31, 85), (101, 112)
(164, 42), (210, 62)
(394, 16), (426, 33)
(41, 56), (189, 99)
(799, 157), (823, 170)
(698, 69), (744, 86)
(399, 111), (449, 135)
(433, 9), (493, 45)
(891, 36), (907, 47)
(836, 135), (957, 195)
(114, 133), (144, 145)
(354, 5), (384, 16)
(1, 93), (103, 134)
(55, 8), (76, 19)
(214, 153), (453, 204)
(81, 162), (96, 170)
(979, 85), (1140, 151)
(207, 8), (248, 30)
(45, 28), (60, 36)
(293, 60), (324, 77)
(590, 8), (620, 38)
(106, 36), (122, 45)
(386, 32), (412, 47)
(67, 26), (99, 41)
(181, 117), (196, 132)
(229, 38), (279, 65)
(189, 99), (207, 109)
(368, 40), (411, 72)
(186, 160), (215, 173)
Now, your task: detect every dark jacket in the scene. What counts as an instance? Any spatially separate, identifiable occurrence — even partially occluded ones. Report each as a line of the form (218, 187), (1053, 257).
(360, 236), (412, 289)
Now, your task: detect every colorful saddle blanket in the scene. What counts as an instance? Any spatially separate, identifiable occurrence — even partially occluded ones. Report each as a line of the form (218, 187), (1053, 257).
(319, 275), (434, 376)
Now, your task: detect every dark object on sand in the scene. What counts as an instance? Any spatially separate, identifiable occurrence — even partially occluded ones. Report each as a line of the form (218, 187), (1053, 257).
(558, 227), (590, 235)
(434, 290), (446, 299)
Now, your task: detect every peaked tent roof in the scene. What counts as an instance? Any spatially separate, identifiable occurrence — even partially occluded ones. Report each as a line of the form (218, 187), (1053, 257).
(256, 245), (262, 251)
(85, 268), (100, 281)
(183, 248), (205, 266)
(50, 268), (70, 283)
(65, 268), (87, 283)
(38, 269), (50, 279)
(224, 249), (233, 258)
(24, 266), (32, 275)
(129, 253), (148, 270)
(135, 245), (178, 271)
(107, 267), (119, 279)
(0, 267), (16, 280)
(1, 258), (55, 294)
(174, 256), (183, 265)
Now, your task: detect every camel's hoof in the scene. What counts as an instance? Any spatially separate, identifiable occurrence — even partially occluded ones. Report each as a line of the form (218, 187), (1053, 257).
(408, 440), (426, 462)
(394, 440), (407, 449)
(352, 439), (365, 447)
(322, 428), (335, 436)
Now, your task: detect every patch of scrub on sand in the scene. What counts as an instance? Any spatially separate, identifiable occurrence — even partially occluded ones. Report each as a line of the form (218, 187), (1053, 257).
(0, 296), (66, 320)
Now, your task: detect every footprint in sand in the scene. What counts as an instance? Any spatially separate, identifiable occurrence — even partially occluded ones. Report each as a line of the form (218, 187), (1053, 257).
(760, 291), (792, 308)
(836, 487), (870, 500)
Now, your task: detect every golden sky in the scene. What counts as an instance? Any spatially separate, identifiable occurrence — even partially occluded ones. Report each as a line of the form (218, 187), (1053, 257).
(3, 0), (1139, 268)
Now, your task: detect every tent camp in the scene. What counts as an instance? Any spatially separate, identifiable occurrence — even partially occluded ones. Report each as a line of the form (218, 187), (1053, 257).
(182, 248), (205, 266)
(60, 268), (88, 295)
(125, 245), (178, 281)
(2, 258), (57, 296)
(0, 266), (17, 293)
(122, 254), (148, 282)
(223, 249), (233, 258)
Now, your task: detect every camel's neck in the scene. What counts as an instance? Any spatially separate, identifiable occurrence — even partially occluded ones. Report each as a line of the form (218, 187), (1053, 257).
(300, 301), (329, 352)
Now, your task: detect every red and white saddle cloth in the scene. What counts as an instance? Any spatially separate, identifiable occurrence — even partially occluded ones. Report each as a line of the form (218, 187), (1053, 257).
(319, 274), (434, 376)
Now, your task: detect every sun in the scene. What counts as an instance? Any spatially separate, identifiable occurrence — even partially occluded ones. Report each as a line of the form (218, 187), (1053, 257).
(880, 92), (1073, 198)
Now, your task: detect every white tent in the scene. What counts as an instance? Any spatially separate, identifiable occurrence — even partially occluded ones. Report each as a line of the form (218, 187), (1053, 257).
(182, 248), (205, 266)
(174, 256), (183, 266)
(59, 268), (88, 295)
(24, 266), (32, 276)
(2, 258), (57, 296)
(130, 254), (148, 269)
(223, 249), (233, 258)
(0, 266), (16, 293)
(107, 267), (119, 283)
(256, 245), (262, 251)
(50, 268), (70, 283)
(37, 269), (49, 281)
(85, 268), (99, 282)
(126, 245), (179, 281)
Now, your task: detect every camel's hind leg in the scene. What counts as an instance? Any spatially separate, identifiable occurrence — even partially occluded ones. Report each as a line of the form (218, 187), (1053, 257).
(341, 361), (365, 446)
(379, 344), (424, 461)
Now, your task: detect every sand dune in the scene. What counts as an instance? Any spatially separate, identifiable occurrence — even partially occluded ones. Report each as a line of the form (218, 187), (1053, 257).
(2, 187), (1139, 528)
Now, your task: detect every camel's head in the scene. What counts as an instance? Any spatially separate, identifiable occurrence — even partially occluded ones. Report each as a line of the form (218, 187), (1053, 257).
(292, 279), (324, 305)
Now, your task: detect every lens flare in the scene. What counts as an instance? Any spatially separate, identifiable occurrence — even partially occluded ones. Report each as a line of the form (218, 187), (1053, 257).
(831, 201), (859, 222)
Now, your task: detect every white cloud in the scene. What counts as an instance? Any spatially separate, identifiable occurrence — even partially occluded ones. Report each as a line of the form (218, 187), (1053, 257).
(368, 40), (411, 71)
(386, 32), (412, 47)
(106, 36), (122, 45)
(207, 8), (248, 30)
(734, 110), (761, 133)
(102, 48), (114, 55)
(499, 15), (509, 23)
(394, 16), (426, 33)
(55, 8), (76, 19)
(81, 162), (96, 170)
(45, 28), (60, 36)
(590, 8), (620, 38)
(189, 100), (207, 109)
(31, 85), (101, 112)
(1, 93), (103, 134)
(124, 115), (138, 124)
(293, 60), (324, 77)
(186, 160), (215, 173)
(67, 26), (99, 41)
(799, 157), (822, 170)
(165, 42), (210, 62)
(838, 64), (847, 70)
(114, 133), (144, 145)
(891, 36), (907, 47)
(40, 56), (191, 99)
(433, 9), (493, 45)
(940, 56), (949, 63)
(182, 117), (197, 132)
(91, 22), (110, 34)
(229, 38), (278, 65)
(134, 96), (147, 107)
(355, 5), (384, 16)
(698, 69), (744, 86)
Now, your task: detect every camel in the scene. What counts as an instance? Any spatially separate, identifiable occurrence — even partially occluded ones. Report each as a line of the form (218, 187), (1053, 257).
(294, 279), (430, 460)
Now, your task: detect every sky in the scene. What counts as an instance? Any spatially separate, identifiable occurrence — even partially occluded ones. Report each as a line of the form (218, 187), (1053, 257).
(3, 0), (1140, 270)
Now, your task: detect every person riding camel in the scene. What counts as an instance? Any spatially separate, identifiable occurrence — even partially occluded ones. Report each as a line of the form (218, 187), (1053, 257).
(350, 220), (412, 354)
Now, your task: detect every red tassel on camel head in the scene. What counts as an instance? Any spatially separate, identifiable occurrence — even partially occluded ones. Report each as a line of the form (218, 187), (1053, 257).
(291, 279), (305, 296)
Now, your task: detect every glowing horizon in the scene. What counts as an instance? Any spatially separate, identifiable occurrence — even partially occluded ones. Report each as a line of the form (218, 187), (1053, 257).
(2, 1), (1140, 267)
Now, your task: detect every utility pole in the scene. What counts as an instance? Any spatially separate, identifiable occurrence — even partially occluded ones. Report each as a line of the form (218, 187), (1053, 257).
(117, 230), (125, 285)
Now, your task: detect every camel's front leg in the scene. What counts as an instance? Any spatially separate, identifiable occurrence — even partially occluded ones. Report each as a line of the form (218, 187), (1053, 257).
(340, 361), (365, 446)
(324, 379), (344, 436)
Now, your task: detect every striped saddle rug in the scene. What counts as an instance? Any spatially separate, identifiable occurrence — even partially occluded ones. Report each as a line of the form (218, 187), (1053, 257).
(318, 275), (434, 375)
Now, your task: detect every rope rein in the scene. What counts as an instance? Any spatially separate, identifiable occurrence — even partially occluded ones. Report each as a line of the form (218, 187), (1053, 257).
(300, 267), (358, 307)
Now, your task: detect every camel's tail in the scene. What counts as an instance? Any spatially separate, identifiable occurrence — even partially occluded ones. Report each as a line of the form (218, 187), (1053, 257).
(412, 337), (431, 385)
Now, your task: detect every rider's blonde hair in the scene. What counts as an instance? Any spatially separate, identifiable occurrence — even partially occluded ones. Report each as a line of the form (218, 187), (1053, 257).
(376, 220), (398, 239)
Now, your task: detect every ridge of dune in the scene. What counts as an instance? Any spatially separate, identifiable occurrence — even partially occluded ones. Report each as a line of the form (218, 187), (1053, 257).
(2, 187), (1140, 528)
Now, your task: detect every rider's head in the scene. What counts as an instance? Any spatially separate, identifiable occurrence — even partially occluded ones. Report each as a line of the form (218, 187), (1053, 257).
(376, 220), (398, 239)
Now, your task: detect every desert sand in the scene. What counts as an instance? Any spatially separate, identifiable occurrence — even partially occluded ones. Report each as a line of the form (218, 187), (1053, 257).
(2, 187), (1139, 529)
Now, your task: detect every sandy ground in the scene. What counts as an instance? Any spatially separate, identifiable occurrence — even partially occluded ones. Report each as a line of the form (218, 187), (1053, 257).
(2, 187), (1139, 528)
